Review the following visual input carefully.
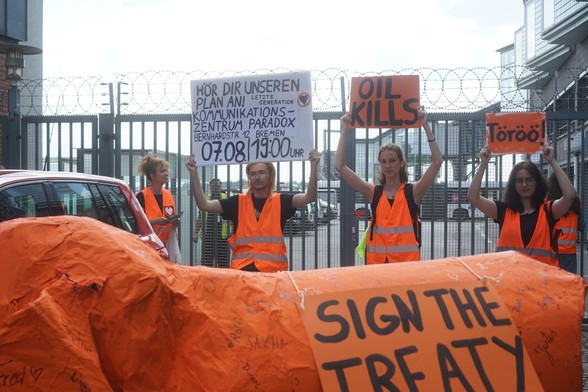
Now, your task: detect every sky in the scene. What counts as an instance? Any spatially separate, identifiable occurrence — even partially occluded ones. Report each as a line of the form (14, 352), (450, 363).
(42, 0), (525, 78)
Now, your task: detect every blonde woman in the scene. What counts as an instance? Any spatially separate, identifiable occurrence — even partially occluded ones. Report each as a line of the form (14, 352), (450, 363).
(136, 152), (181, 259)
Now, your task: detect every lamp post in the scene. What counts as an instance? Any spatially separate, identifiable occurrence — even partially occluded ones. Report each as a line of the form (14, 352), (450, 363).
(5, 49), (25, 82)
(6, 50), (23, 121)
(0, 43), (41, 169)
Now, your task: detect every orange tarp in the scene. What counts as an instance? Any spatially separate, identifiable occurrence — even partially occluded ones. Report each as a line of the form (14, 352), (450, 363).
(0, 216), (585, 391)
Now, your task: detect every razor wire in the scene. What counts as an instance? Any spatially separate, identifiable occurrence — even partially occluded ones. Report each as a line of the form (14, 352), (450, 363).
(17, 66), (588, 116)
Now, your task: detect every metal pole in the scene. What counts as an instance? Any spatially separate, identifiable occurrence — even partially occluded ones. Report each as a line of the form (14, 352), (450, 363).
(339, 76), (359, 266)
(3, 85), (21, 168)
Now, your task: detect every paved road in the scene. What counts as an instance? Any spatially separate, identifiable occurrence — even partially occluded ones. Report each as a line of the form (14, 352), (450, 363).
(187, 217), (588, 276)
(284, 219), (500, 270)
(186, 218), (503, 269)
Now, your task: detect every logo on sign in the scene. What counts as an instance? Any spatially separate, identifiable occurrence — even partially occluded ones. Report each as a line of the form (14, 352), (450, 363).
(298, 92), (311, 108)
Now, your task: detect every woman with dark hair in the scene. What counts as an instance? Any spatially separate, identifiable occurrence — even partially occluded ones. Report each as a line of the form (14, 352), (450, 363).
(547, 172), (584, 274)
(468, 140), (576, 266)
(336, 108), (443, 264)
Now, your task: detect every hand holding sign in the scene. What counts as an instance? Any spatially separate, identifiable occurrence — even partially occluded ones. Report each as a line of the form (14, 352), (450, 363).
(417, 106), (428, 122)
(542, 137), (555, 163)
(185, 154), (198, 174)
(418, 106), (437, 144)
(340, 112), (353, 132)
(479, 140), (491, 165)
(308, 149), (321, 166)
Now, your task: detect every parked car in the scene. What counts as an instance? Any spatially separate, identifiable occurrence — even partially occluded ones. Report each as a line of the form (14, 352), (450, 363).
(446, 203), (485, 220)
(309, 201), (325, 224)
(317, 198), (338, 222)
(0, 170), (168, 259)
(284, 204), (316, 234)
(355, 206), (371, 221)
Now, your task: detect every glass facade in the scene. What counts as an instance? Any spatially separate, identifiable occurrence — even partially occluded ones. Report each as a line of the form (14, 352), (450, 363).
(0, 0), (27, 41)
(526, 1), (536, 60)
(543, 0), (555, 28)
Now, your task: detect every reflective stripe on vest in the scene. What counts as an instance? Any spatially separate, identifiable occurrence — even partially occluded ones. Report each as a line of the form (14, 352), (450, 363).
(140, 187), (175, 245)
(372, 225), (414, 235)
(555, 213), (578, 255)
(496, 203), (558, 266)
(233, 236), (286, 246)
(366, 244), (420, 254)
(366, 183), (420, 264)
(229, 193), (288, 272)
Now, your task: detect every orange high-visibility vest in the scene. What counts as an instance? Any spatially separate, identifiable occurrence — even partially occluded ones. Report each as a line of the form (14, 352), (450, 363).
(554, 213), (578, 255)
(366, 183), (420, 264)
(496, 203), (558, 266)
(140, 187), (175, 245)
(228, 193), (287, 272)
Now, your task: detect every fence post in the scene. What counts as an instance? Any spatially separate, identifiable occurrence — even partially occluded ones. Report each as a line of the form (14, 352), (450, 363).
(340, 130), (359, 266)
(98, 113), (115, 177)
(2, 86), (21, 168)
(339, 76), (359, 266)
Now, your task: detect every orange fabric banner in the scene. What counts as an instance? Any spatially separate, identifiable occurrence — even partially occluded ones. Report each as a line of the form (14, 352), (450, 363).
(349, 75), (421, 129)
(0, 216), (585, 391)
(485, 112), (546, 154)
(300, 281), (543, 391)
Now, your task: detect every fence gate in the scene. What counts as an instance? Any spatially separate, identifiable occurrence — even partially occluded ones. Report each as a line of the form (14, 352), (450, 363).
(13, 111), (588, 279)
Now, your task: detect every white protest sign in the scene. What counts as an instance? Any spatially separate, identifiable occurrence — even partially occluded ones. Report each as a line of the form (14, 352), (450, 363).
(190, 71), (313, 166)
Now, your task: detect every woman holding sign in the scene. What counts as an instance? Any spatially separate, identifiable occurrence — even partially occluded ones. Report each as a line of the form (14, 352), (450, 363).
(336, 109), (443, 264)
(467, 140), (576, 266)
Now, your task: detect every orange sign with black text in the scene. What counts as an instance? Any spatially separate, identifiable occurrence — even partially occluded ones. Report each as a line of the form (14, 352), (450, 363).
(485, 112), (546, 154)
(299, 281), (543, 391)
(349, 75), (421, 129)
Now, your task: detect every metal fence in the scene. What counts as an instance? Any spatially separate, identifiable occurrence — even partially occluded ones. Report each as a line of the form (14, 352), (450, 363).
(7, 67), (588, 278)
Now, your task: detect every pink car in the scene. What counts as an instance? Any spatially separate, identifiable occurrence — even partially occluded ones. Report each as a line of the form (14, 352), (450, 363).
(0, 170), (168, 259)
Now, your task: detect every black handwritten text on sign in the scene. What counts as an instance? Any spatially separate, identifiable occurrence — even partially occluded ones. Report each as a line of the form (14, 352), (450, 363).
(349, 75), (421, 129)
(299, 281), (543, 391)
(190, 72), (313, 166)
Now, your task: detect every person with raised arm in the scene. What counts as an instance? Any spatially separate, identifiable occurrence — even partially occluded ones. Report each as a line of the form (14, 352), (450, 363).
(186, 150), (321, 272)
(467, 139), (576, 266)
(336, 108), (443, 264)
